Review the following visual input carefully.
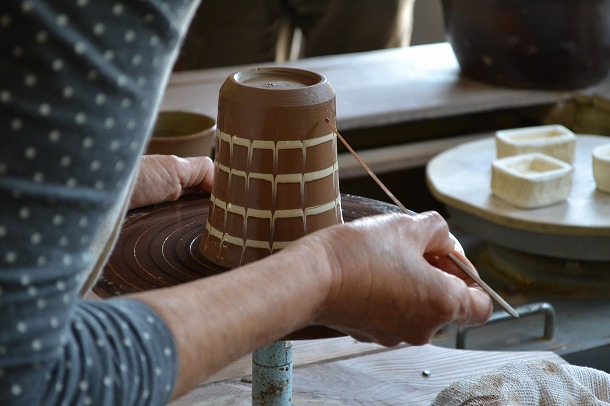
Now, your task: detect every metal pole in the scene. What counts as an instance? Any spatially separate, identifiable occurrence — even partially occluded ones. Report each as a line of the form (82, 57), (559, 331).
(252, 340), (293, 405)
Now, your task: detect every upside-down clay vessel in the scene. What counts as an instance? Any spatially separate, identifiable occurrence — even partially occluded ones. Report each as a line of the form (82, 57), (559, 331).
(199, 67), (343, 269)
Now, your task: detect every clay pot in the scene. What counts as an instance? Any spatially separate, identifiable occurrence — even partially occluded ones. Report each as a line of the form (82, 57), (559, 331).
(442, 0), (610, 89)
(200, 67), (342, 269)
(146, 111), (216, 157)
(593, 143), (610, 193)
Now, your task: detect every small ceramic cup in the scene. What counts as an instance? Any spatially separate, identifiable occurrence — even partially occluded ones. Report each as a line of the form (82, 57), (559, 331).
(495, 124), (576, 163)
(146, 110), (216, 157)
(491, 152), (573, 208)
(593, 143), (610, 193)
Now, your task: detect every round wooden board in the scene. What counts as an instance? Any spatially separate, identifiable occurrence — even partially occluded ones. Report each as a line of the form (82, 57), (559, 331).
(426, 134), (610, 260)
(93, 193), (401, 340)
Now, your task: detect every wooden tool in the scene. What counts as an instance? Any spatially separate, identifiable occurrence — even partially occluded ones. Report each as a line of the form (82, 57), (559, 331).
(325, 118), (519, 318)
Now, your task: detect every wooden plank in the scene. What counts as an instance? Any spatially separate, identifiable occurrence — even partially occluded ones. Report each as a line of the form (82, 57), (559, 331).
(171, 344), (567, 405)
(160, 43), (582, 133)
(198, 337), (402, 385)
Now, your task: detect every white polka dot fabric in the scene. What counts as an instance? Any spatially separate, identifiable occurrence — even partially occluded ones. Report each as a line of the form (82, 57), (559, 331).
(0, 1), (199, 404)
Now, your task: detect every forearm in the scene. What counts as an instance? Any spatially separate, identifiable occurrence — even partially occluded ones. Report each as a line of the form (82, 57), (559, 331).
(132, 237), (333, 398)
(131, 212), (493, 400)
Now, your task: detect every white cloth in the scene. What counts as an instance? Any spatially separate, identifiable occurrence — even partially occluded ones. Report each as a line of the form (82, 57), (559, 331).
(432, 360), (610, 405)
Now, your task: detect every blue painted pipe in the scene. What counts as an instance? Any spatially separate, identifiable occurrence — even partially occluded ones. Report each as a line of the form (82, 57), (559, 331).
(252, 341), (293, 405)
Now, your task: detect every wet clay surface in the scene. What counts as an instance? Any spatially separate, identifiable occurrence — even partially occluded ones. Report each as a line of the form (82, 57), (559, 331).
(200, 67), (341, 269)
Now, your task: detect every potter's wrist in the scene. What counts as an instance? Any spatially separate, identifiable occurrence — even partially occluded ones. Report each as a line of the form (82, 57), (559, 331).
(303, 226), (345, 323)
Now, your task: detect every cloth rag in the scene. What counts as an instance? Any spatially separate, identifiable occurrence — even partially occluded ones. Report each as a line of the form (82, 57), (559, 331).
(432, 360), (610, 405)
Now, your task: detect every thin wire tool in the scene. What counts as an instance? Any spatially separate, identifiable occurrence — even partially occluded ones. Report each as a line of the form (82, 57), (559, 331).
(325, 118), (518, 318)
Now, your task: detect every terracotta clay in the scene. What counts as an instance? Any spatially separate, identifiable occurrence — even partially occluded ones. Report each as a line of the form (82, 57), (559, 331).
(200, 67), (342, 269)
(94, 193), (401, 339)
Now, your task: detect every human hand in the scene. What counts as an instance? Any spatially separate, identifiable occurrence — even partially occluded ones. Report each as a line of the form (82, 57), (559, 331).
(310, 211), (492, 347)
(134, 209), (489, 396)
(129, 155), (214, 209)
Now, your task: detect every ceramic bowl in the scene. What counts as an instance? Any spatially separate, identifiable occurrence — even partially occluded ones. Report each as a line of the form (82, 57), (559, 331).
(593, 143), (610, 193)
(491, 152), (573, 208)
(496, 125), (576, 163)
(146, 111), (216, 157)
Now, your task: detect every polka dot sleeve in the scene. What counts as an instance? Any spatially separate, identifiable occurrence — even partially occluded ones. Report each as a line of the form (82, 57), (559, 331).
(0, 1), (199, 405)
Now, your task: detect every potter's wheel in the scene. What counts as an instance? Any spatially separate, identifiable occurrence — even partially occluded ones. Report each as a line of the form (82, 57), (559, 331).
(427, 134), (610, 295)
(427, 135), (610, 261)
(93, 193), (401, 340)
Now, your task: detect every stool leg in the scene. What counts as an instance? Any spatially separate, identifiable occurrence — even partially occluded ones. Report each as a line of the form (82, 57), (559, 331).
(252, 340), (294, 405)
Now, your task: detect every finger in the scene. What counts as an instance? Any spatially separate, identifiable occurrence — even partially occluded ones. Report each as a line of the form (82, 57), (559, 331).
(461, 286), (493, 326)
(426, 251), (479, 284)
(401, 214), (492, 325)
(441, 272), (493, 326)
(129, 155), (176, 209)
(181, 156), (214, 194)
(449, 233), (465, 255)
(415, 264), (491, 328)
(408, 211), (455, 257)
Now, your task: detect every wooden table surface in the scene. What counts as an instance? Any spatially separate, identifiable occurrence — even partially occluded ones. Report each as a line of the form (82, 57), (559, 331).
(171, 337), (567, 405)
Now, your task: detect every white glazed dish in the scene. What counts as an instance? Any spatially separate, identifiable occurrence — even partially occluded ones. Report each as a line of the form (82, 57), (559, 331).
(491, 152), (573, 209)
(496, 124), (576, 163)
(593, 143), (610, 193)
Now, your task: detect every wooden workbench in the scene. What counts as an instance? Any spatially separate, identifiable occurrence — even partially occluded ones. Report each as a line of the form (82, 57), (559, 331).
(161, 43), (610, 131)
(160, 43), (610, 182)
(171, 337), (566, 405)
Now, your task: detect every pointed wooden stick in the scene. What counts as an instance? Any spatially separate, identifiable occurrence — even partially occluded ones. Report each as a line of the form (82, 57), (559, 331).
(326, 118), (518, 318)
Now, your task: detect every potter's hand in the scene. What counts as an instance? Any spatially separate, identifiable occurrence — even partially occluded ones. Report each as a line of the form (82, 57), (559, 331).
(129, 155), (214, 209)
(310, 211), (493, 347)
(134, 210), (491, 398)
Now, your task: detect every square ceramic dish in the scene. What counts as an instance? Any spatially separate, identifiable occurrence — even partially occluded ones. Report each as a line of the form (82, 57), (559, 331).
(491, 152), (573, 208)
(593, 143), (610, 193)
(496, 124), (576, 163)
